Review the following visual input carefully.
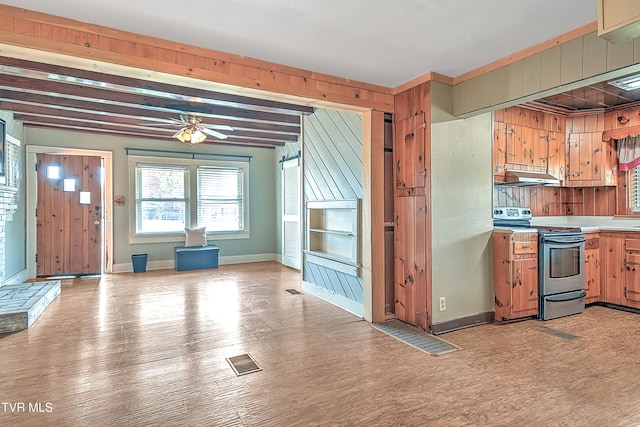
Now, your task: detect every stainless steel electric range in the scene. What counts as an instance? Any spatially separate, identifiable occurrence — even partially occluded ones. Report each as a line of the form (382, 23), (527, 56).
(493, 207), (587, 320)
(536, 228), (586, 320)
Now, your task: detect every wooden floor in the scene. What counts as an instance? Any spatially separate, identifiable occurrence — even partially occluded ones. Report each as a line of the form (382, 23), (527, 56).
(2, 261), (640, 426)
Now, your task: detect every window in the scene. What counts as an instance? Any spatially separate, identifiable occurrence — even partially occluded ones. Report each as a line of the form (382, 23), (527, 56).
(633, 165), (640, 213)
(5, 134), (20, 189)
(197, 167), (244, 232)
(135, 164), (188, 234)
(130, 156), (249, 242)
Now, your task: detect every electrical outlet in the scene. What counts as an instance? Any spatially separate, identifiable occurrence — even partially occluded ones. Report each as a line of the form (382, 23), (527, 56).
(439, 297), (446, 311)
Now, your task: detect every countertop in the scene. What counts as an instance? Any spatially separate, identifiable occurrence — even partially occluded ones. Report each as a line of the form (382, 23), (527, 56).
(530, 216), (640, 233)
(493, 226), (538, 233)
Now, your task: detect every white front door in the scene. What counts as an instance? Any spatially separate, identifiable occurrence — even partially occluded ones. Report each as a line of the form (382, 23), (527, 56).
(281, 157), (301, 270)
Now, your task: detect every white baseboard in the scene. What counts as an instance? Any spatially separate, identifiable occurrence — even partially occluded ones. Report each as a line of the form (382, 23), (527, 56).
(220, 253), (277, 265)
(2, 269), (29, 286)
(112, 253), (278, 273)
(301, 280), (364, 318)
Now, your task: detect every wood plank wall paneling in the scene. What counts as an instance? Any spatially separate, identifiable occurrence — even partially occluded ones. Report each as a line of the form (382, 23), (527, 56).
(493, 186), (618, 216)
(302, 108), (364, 305)
(493, 104), (629, 217)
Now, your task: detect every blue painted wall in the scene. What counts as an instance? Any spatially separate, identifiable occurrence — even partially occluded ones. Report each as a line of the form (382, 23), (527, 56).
(302, 108), (364, 312)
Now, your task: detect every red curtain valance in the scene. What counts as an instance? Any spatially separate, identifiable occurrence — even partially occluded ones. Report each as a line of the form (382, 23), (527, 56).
(616, 135), (640, 172)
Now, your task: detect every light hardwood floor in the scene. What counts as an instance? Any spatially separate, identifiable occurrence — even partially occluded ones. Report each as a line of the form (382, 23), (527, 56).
(1, 261), (640, 426)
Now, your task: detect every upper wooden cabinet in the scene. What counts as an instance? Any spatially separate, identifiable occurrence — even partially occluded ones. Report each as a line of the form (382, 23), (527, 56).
(565, 114), (617, 187)
(493, 106), (565, 183)
(598, 0), (640, 43)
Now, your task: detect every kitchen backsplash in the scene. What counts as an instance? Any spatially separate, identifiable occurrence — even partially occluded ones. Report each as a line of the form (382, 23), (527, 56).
(493, 185), (618, 217)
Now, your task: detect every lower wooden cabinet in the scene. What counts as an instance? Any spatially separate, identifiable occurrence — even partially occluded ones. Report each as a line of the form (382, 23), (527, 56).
(601, 232), (640, 309)
(493, 230), (539, 322)
(624, 237), (640, 305)
(583, 232), (601, 304)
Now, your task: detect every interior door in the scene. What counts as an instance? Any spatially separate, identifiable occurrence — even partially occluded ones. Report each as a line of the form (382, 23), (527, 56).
(36, 153), (103, 276)
(281, 157), (301, 270)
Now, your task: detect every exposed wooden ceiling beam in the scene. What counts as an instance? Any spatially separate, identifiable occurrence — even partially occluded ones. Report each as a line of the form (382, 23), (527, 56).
(0, 56), (314, 115)
(1, 100), (300, 135)
(0, 55), (308, 149)
(0, 76), (302, 125)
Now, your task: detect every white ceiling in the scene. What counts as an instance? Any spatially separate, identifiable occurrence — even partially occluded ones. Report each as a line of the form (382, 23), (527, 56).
(2, 0), (597, 88)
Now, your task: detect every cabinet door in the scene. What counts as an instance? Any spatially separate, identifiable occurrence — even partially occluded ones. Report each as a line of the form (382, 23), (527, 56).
(493, 121), (508, 178)
(567, 133), (589, 182)
(511, 258), (539, 315)
(601, 233), (625, 304)
(566, 131), (613, 187)
(394, 113), (426, 191)
(584, 247), (601, 300)
(547, 130), (566, 181)
(394, 195), (428, 329)
(624, 253), (640, 303)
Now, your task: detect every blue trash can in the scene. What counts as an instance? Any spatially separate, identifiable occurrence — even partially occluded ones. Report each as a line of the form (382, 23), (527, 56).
(132, 253), (148, 273)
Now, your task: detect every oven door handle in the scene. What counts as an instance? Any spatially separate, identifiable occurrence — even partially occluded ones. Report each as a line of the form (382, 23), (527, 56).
(545, 291), (587, 303)
(541, 236), (586, 244)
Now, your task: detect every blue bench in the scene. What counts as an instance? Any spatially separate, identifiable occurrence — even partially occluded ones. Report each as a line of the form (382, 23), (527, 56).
(175, 245), (220, 271)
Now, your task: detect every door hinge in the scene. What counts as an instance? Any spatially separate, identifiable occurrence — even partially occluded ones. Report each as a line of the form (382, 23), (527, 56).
(35, 253), (38, 263)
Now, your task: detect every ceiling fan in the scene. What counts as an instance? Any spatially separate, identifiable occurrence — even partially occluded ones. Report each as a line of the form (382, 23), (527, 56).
(160, 114), (233, 143)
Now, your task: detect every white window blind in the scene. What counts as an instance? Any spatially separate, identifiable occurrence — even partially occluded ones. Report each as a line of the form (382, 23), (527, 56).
(633, 166), (640, 213)
(135, 163), (188, 233)
(197, 167), (244, 232)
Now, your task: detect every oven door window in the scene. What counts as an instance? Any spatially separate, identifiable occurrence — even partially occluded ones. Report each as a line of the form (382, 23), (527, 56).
(549, 247), (581, 278)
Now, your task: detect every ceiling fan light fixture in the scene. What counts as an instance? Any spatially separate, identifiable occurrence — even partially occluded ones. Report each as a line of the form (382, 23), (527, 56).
(174, 126), (207, 143)
(191, 129), (207, 144)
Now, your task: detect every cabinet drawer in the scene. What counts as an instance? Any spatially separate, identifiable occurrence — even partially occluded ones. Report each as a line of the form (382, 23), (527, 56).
(626, 239), (640, 252)
(626, 253), (640, 268)
(513, 242), (536, 255)
(585, 238), (600, 249)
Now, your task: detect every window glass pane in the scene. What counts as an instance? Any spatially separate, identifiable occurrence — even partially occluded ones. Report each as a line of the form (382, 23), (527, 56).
(138, 166), (185, 199)
(139, 200), (185, 232)
(135, 163), (188, 234)
(197, 167), (244, 232)
(79, 191), (91, 205)
(64, 178), (76, 192)
(47, 165), (60, 180)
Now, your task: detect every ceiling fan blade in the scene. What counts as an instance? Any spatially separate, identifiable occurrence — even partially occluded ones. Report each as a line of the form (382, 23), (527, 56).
(140, 122), (177, 127)
(201, 127), (228, 139)
(204, 124), (234, 131)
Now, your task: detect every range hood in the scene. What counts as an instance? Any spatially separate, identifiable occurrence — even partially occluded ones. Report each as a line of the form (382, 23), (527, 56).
(497, 170), (560, 186)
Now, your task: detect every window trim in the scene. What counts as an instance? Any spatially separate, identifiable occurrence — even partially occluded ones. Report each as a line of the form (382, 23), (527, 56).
(128, 155), (250, 244)
(632, 165), (640, 213)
